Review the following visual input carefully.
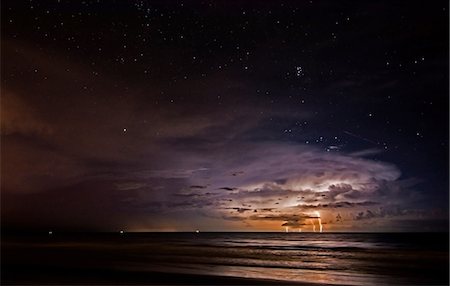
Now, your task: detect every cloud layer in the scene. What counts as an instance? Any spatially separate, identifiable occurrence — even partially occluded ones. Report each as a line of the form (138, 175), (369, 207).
(1, 37), (446, 232)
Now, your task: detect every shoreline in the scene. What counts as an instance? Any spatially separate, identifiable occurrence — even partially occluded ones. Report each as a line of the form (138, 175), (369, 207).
(3, 267), (332, 285)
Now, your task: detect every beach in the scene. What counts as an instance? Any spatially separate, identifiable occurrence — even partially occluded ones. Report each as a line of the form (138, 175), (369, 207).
(2, 232), (448, 285)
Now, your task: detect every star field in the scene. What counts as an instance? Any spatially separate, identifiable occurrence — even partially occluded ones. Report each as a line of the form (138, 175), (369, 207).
(2, 0), (448, 231)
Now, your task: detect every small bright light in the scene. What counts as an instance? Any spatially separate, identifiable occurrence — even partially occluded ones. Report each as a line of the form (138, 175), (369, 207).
(120, 230), (124, 234)
(123, 128), (127, 133)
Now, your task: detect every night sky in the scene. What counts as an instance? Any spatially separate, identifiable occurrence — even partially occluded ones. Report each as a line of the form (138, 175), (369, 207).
(2, 0), (448, 232)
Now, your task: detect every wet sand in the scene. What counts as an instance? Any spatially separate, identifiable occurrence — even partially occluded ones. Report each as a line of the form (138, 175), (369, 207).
(4, 266), (330, 285)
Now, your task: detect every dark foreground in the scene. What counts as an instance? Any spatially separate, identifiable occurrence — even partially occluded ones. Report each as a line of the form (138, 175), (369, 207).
(2, 232), (449, 285)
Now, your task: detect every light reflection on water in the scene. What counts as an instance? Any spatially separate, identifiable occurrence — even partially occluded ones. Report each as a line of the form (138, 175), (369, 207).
(133, 263), (391, 285)
(5, 232), (449, 285)
(112, 232), (448, 285)
(217, 238), (383, 249)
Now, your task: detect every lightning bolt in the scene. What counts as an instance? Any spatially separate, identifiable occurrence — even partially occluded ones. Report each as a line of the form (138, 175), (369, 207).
(315, 211), (323, 233)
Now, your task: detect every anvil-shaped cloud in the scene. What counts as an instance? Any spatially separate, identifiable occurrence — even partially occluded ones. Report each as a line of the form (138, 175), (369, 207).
(145, 142), (417, 231)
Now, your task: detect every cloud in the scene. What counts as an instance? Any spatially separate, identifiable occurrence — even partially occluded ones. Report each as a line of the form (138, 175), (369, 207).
(115, 182), (148, 191)
(148, 142), (424, 230)
(190, 185), (208, 189)
(1, 136), (87, 193)
(218, 187), (237, 191)
(1, 91), (53, 136)
(281, 221), (309, 228)
(2, 40), (441, 232)
(225, 207), (252, 213)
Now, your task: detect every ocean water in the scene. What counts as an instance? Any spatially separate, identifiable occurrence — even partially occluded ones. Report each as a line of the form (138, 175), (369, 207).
(3, 232), (449, 285)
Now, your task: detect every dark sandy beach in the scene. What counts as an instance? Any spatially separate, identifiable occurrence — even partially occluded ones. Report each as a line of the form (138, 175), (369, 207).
(4, 267), (331, 285)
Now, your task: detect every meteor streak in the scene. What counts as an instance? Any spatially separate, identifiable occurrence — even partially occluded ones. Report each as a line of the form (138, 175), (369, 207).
(343, 130), (378, 145)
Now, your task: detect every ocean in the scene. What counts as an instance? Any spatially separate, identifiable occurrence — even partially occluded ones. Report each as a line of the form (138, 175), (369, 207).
(2, 232), (449, 285)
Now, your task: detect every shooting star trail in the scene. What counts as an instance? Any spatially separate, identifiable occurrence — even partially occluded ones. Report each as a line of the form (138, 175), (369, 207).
(343, 130), (379, 146)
